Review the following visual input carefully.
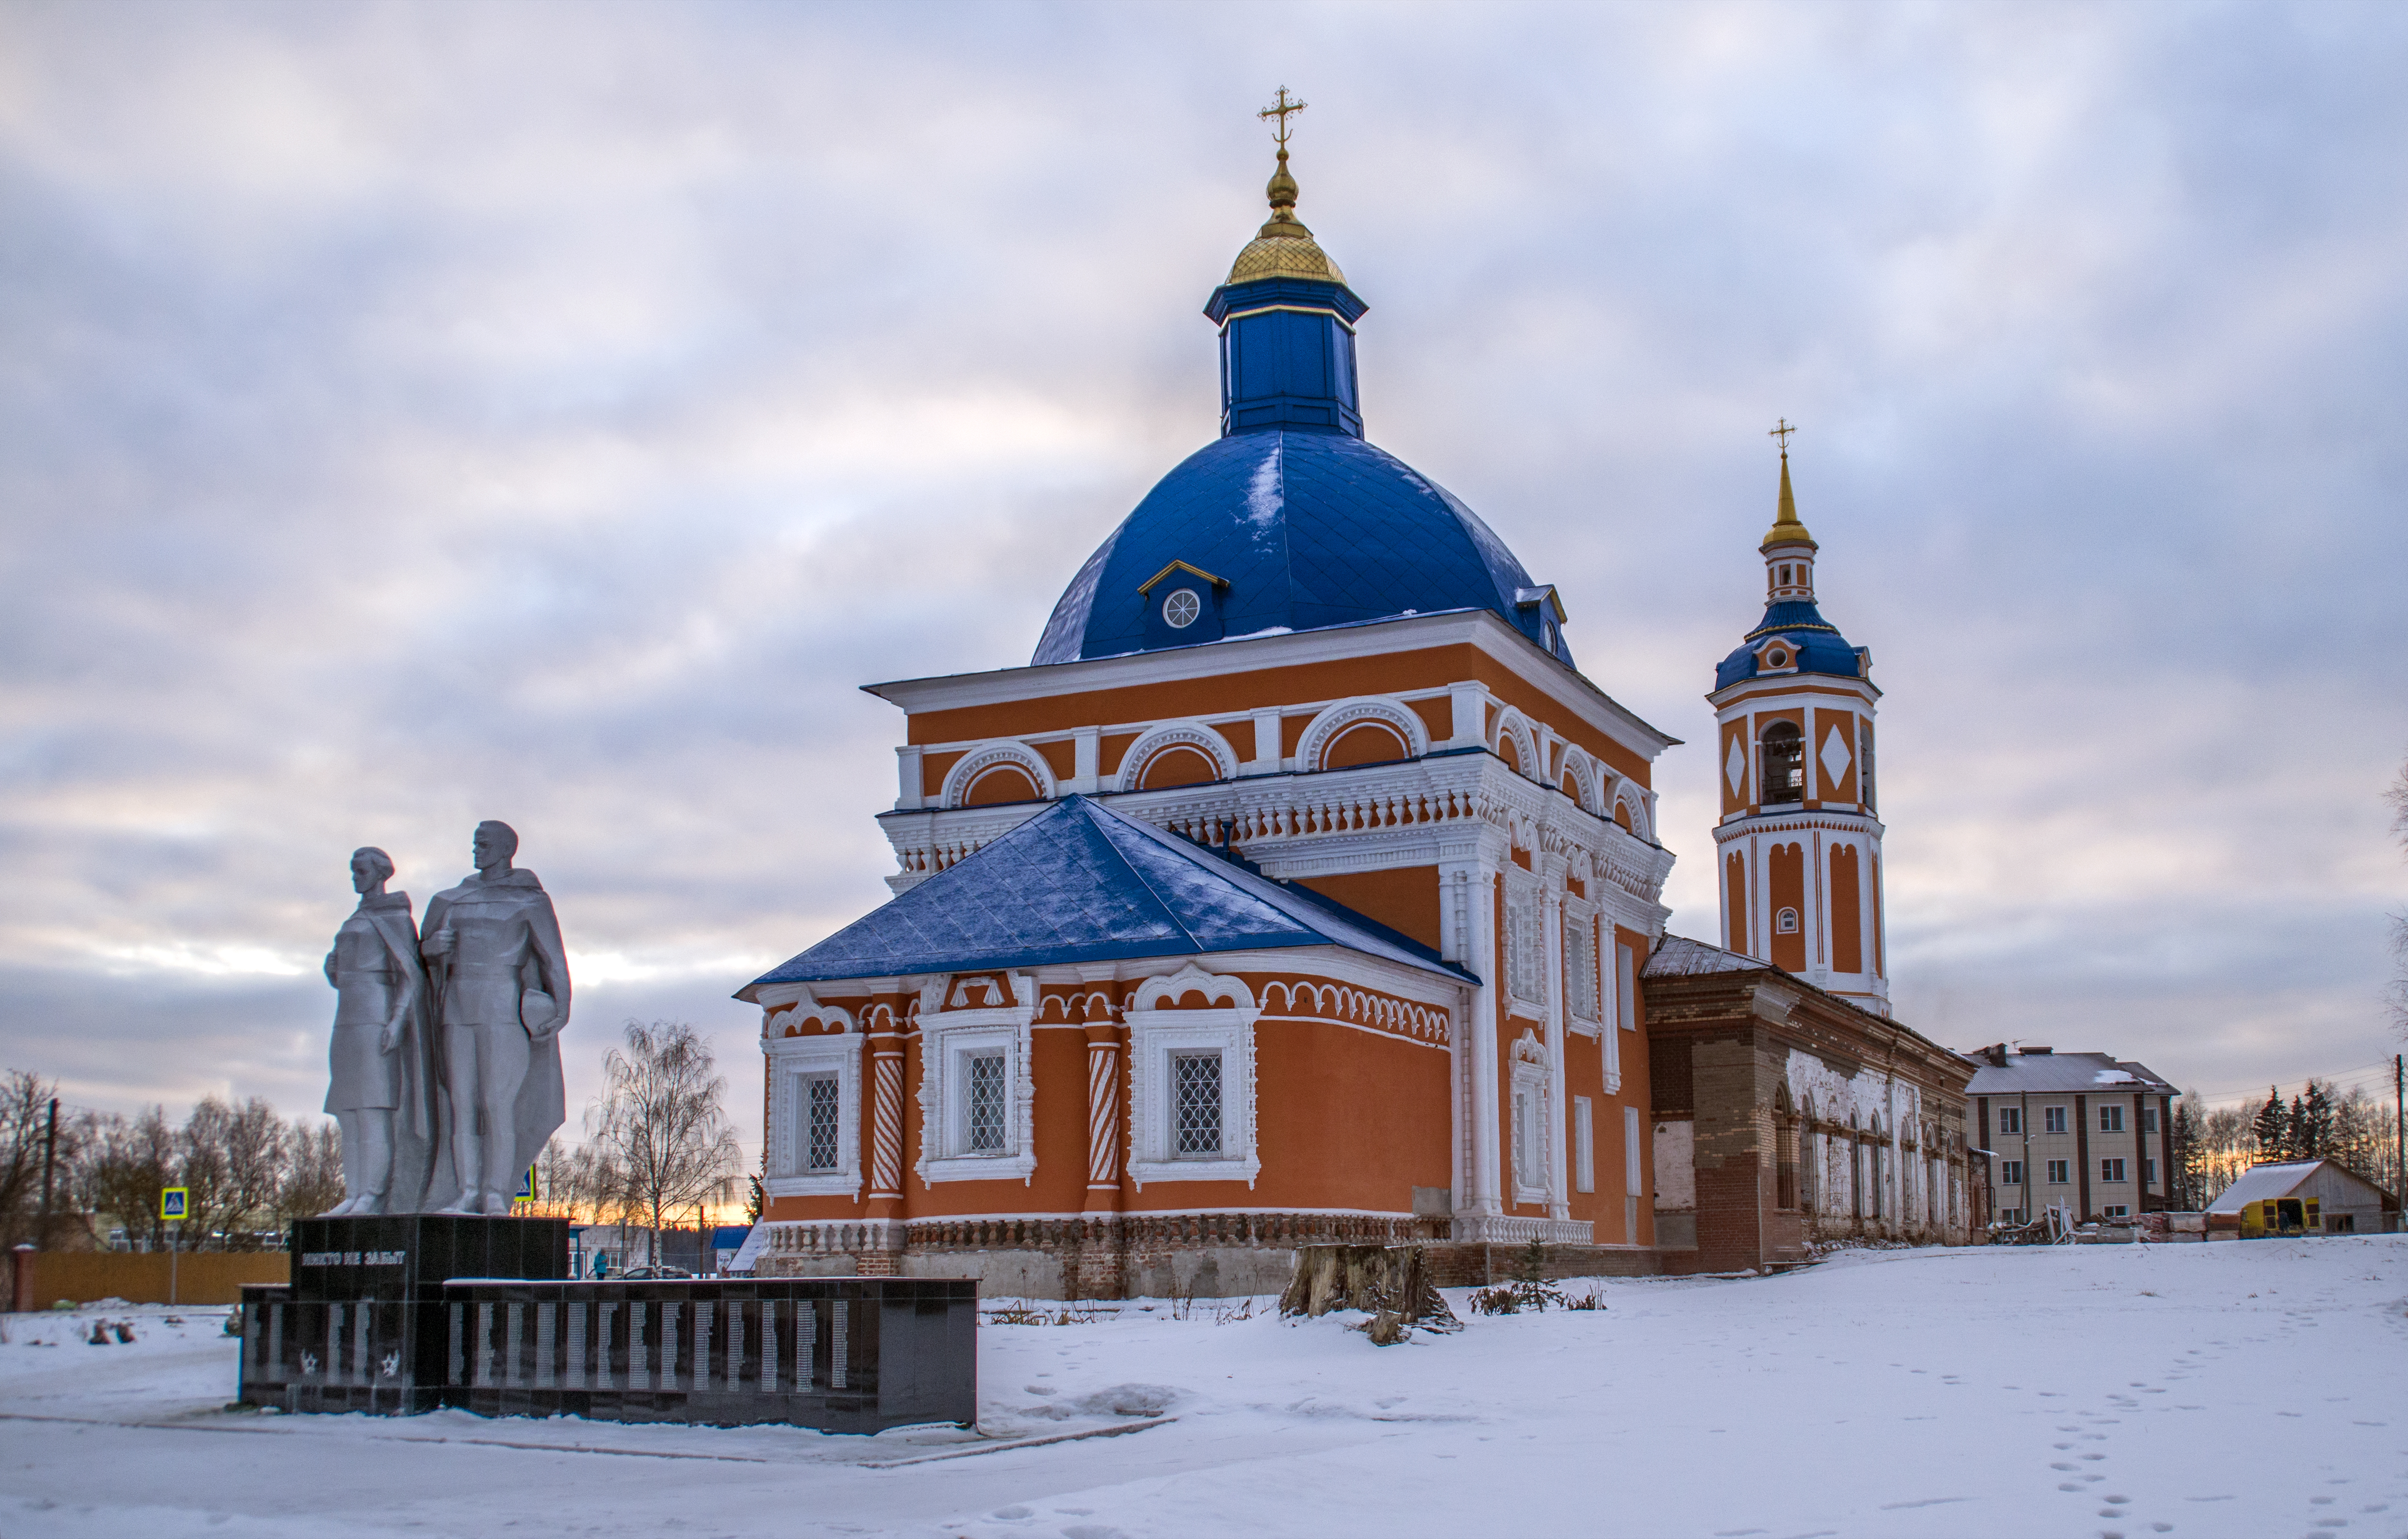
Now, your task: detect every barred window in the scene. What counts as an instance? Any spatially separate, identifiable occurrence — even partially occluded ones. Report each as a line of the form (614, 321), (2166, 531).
(1172, 1052), (1223, 1157)
(803, 1073), (840, 1172)
(966, 1051), (1007, 1154)
(1563, 916), (1599, 1020)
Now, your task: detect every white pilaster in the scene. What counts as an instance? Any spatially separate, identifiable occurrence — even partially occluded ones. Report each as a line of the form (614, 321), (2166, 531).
(895, 746), (925, 810)
(1248, 709), (1283, 774)
(1542, 880), (1571, 1221)
(1069, 727), (1101, 793)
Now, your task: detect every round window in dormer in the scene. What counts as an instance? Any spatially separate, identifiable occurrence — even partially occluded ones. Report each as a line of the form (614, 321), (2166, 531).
(1766, 648), (1788, 668)
(1162, 588), (1201, 628)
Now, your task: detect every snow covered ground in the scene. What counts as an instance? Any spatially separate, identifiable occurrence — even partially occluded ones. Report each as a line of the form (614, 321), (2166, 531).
(3, 1236), (2403, 1539)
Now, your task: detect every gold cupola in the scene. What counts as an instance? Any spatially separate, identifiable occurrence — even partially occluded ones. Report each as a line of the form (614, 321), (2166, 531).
(1224, 87), (1347, 286)
(1760, 421), (1818, 553)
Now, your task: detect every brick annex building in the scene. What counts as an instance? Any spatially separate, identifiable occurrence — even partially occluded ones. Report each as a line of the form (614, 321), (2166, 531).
(738, 127), (1974, 1294)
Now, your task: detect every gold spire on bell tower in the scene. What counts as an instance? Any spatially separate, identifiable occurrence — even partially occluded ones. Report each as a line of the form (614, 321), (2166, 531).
(1761, 417), (1818, 552)
(1224, 86), (1348, 287)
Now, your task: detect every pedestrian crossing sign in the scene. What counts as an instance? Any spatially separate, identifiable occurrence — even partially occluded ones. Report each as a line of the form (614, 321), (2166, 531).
(160, 1187), (188, 1221)
(513, 1164), (536, 1204)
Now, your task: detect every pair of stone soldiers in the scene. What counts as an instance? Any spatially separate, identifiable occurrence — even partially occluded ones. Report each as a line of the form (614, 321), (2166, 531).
(322, 821), (570, 1216)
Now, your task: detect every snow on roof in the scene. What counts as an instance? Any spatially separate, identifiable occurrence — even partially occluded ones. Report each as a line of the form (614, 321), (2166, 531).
(2206, 1161), (2330, 1211)
(739, 794), (1475, 996)
(1641, 932), (1770, 978)
(1963, 1051), (2173, 1096)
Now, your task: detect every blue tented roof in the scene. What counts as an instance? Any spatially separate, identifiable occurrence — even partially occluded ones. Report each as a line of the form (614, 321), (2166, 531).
(739, 795), (1474, 996)
(1715, 597), (1864, 689)
(1031, 429), (1573, 668)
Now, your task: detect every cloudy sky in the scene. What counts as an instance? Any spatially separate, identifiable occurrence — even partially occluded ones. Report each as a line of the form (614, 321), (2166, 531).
(5, 1), (2403, 1162)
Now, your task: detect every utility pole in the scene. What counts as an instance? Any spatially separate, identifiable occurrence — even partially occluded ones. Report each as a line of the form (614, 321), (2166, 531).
(2394, 1054), (2403, 1233)
(37, 1097), (58, 1250)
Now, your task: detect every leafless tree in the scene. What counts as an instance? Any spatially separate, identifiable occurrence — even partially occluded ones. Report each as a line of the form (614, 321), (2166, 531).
(277, 1119), (345, 1225)
(184, 1095), (289, 1248)
(586, 1021), (744, 1268)
(0, 1070), (68, 1249)
(78, 1106), (179, 1250)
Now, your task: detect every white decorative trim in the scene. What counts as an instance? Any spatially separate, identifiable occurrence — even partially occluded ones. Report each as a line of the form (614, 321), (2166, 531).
(1125, 966), (1261, 1188)
(941, 741), (1057, 809)
(1491, 706), (1541, 782)
(762, 1030), (865, 1198)
(915, 980), (1037, 1185)
(1113, 720), (1242, 791)
(1561, 896), (1602, 1033)
(1556, 748), (1602, 814)
(1502, 869), (1546, 1020)
(1508, 1030), (1553, 1206)
(1295, 696), (1431, 772)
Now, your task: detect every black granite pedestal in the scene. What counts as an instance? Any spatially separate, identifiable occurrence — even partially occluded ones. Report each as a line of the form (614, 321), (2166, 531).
(240, 1214), (570, 1414)
(239, 1216), (977, 1431)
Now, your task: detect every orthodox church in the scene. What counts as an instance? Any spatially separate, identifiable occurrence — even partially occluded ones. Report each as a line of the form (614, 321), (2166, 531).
(738, 112), (1971, 1293)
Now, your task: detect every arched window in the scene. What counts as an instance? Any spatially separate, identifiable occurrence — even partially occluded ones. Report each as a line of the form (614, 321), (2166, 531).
(1774, 1086), (1799, 1212)
(1858, 720), (1877, 810)
(962, 763), (1040, 806)
(1760, 721), (1804, 804)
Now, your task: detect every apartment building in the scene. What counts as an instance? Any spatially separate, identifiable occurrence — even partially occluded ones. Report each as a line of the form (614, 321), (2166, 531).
(1965, 1045), (2177, 1223)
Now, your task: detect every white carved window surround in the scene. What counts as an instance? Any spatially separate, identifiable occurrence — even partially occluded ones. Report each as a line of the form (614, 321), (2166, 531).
(1562, 899), (1601, 1031)
(1503, 873), (1546, 1019)
(1125, 966), (1261, 1189)
(1510, 1032), (1552, 1205)
(916, 978), (1036, 1186)
(763, 1027), (864, 1199)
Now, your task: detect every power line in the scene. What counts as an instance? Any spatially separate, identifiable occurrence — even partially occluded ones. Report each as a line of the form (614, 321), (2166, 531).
(2182, 1060), (2399, 1109)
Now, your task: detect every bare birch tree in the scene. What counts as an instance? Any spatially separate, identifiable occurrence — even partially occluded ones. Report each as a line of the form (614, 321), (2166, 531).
(586, 1021), (744, 1269)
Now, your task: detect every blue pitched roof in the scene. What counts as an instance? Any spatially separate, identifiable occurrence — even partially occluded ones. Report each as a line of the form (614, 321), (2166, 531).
(1031, 429), (1574, 668)
(1714, 598), (1865, 689)
(739, 796), (1474, 996)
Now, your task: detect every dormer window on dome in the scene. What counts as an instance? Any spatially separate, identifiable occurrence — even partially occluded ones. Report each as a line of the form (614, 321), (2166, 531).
(1755, 636), (1801, 675)
(1137, 560), (1229, 647)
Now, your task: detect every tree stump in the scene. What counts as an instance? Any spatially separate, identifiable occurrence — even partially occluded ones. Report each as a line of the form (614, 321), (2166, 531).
(1277, 1244), (1460, 1339)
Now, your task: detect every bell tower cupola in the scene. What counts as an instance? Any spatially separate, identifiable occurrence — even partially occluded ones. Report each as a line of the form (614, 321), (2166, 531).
(1202, 88), (1369, 439)
(1706, 423), (1891, 1014)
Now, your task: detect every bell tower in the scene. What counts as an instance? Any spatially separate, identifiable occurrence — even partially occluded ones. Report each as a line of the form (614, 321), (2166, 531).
(1707, 424), (1889, 1013)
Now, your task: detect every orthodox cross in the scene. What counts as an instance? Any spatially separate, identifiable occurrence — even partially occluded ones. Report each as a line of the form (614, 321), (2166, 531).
(1259, 87), (1308, 147)
(1768, 417), (1796, 453)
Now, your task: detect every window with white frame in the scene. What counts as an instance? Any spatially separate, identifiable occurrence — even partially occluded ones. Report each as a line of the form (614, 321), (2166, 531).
(2145, 1158), (2157, 1185)
(2101, 1205), (2129, 1219)
(1504, 888), (1545, 1010)
(2144, 1105), (2159, 1134)
(763, 1027), (863, 1199)
(1573, 1097), (1595, 1193)
(2098, 1104), (2124, 1134)
(1616, 942), (1637, 1030)
(2000, 1159), (2024, 1185)
(1509, 1041), (1550, 1203)
(1563, 911), (1600, 1024)
(1998, 1106), (2023, 1135)
(916, 990), (1037, 1187)
(2100, 1158), (2126, 1184)
(2045, 1159), (2069, 1184)
(1125, 967), (1260, 1188)
(2043, 1106), (2068, 1134)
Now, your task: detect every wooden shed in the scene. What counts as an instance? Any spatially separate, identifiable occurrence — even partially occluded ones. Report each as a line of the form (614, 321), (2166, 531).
(2207, 1160), (2400, 1237)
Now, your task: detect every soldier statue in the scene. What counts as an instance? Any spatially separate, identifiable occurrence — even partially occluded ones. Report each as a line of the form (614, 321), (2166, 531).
(420, 821), (571, 1215)
(320, 847), (441, 1214)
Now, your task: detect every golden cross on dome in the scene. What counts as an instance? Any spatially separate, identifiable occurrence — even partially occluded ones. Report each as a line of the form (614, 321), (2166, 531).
(1259, 86), (1308, 148)
(1769, 417), (1796, 453)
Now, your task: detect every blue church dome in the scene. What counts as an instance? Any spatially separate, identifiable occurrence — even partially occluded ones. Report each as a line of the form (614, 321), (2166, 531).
(1032, 430), (1572, 667)
(1031, 148), (1572, 670)
(1713, 600), (1863, 690)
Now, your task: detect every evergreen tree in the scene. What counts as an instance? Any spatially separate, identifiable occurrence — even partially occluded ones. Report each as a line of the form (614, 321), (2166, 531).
(2250, 1088), (2289, 1160)
(2170, 1099), (2207, 1209)
(2292, 1081), (2336, 1162)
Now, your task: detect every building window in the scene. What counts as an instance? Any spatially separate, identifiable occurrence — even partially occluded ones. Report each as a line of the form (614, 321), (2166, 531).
(916, 996), (1038, 1187)
(2000, 1160), (2024, 1185)
(1510, 898), (1547, 1008)
(2043, 1106), (2068, 1135)
(764, 1025), (865, 1199)
(1775, 906), (1800, 934)
(2102, 1205), (2130, 1219)
(1574, 1097), (1595, 1193)
(1616, 943), (1636, 1031)
(1161, 587), (1201, 628)
(2101, 1158), (2126, 1184)
(963, 1050), (1008, 1153)
(1998, 1106), (2022, 1136)
(2045, 1160), (2069, 1185)
(1123, 967), (1262, 1189)
(1511, 1085), (1541, 1197)
(1564, 915), (1600, 1023)
(1761, 722), (1804, 804)
(2099, 1104), (2124, 1134)
(2145, 1158), (2157, 1185)
(803, 1073), (841, 1171)
(1172, 1052), (1223, 1157)
(1858, 721), (1876, 809)
(2000, 1207), (2025, 1225)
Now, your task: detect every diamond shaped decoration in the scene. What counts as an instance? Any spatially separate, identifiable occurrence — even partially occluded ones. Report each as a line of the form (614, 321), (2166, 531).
(1725, 735), (1748, 793)
(1820, 726), (1853, 789)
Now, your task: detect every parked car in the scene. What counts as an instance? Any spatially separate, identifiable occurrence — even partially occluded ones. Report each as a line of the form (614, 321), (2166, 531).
(613, 1265), (696, 1281)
